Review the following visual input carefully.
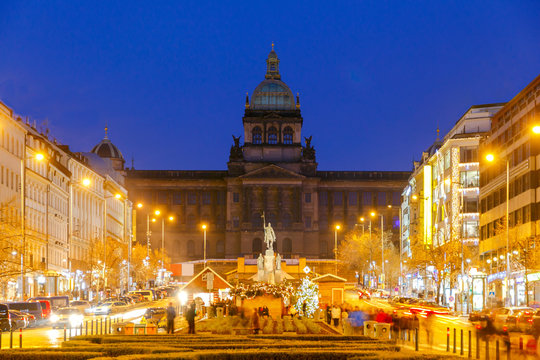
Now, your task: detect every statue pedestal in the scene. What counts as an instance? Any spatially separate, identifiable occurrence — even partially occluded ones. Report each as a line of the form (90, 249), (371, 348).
(264, 251), (276, 284)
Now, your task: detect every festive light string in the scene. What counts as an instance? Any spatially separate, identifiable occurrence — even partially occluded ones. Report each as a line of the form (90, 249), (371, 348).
(294, 277), (319, 317)
(230, 281), (295, 300)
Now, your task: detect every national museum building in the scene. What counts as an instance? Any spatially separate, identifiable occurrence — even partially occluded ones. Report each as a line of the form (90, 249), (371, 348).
(125, 48), (410, 265)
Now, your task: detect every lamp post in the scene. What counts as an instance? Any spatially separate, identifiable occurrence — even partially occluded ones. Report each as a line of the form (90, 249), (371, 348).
(202, 224), (207, 267)
(370, 211), (385, 290)
(485, 153), (510, 306)
(334, 225), (340, 275)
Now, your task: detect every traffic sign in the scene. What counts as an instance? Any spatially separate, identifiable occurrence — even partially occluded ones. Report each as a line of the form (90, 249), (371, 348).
(449, 296), (454, 302)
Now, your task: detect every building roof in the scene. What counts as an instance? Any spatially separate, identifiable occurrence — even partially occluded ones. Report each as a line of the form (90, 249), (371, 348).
(91, 127), (124, 160)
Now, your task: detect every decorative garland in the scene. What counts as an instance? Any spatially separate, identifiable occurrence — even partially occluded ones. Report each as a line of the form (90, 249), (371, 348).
(231, 281), (295, 300)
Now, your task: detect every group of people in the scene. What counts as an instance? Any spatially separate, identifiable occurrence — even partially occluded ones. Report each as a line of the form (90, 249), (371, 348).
(165, 301), (197, 334)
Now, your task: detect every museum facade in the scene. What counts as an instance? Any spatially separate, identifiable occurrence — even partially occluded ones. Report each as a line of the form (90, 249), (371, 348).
(125, 48), (410, 264)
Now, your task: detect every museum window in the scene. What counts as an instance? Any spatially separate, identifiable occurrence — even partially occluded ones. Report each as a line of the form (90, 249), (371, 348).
(377, 192), (387, 206)
(187, 192), (197, 205)
(392, 191), (401, 206)
(348, 192), (357, 206)
(252, 238), (262, 255)
(252, 213), (263, 228)
(202, 192), (211, 205)
(216, 191), (226, 205)
(268, 127), (278, 144)
(282, 212), (292, 228)
(157, 191), (168, 204)
(187, 240), (195, 257)
(333, 192), (343, 206)
(233, 192), (240, 203)
(304, 192), (311, 203)
(283, 126), (293, 144)
(362, 192), (372, 206)
(252, 127), (262, 144)
(304, 216), (311, 229)
(320, 240), (328, 258)
(172, 192), (182, 205)
(187, 214), (196, 229)
(319, 191), (328, 206)
(232, 216), (240, 228)
(283, 238), (292, 257)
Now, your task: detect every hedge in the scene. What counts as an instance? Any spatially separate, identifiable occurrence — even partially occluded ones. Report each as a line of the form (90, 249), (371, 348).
(0, 351), (102, 360)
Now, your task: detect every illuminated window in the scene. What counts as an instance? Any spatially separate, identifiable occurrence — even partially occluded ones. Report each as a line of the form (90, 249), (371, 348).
(283, 127), (293, 144)
(268, 127), (278, 144)
(252, 127), (262, 144)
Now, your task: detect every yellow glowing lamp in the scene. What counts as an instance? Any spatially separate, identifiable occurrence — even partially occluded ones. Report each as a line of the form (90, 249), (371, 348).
(485, 154), (495, 162)
(82, 178), (91, 187)
(359, 217), (365, 222)
(115, 194), (121, 199)
(370, 211), (376, 217)
(137, 203), (143, 208)
(533, 125), (540, 134)
(202, 224), (207, 230)
(35, 153), (45, 161)
(335, 225), (340, 230)
(411, 194), (418, 201)
(154, 210), (161, 216)
(169, 216), (174, 221)
(151, 218), (156, 222)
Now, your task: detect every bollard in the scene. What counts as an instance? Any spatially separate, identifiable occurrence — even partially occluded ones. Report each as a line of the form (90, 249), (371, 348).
(64, 324), (67, 342)
(453, 328), (456, 353)
(10, 328), (13, 348)
(485, 338), (489, 360)
(80, 322), (83, 336)
(476, 331), (480, 359)
(468, 330), (471, 358)
(506, 339), (510, 360)
(0, 329), (2, 349)
(495, 340), (499, 360)
(460, 329), (464, 356)
(415, 328), (418, 351)
(19, 328), (22, 348)
(86, 320), (88, 336)
(109, 318), (112, 334)
(519, 337), (523, 350)
(100, 318), (103, 334)
(447, 327), (450, 351)
(91, 319), (94, 335)
(104, 318), (107, 335)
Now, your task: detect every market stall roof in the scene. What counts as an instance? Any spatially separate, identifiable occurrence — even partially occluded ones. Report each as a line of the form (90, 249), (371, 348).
(312, 274), (348, 283)
(180, 266), (232, 292)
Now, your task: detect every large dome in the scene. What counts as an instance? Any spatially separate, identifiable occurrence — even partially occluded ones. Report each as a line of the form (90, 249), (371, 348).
(91, 128), (124, 160)
(250, 45), (296, 111)
(251, 79), (295, 110)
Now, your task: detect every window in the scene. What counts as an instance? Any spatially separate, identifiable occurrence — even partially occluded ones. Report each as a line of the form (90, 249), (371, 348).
(283, 127), (293, 144)
(320, 240), (328, 258)
(252, 238), (262, 255)
(172, 192), (182, 205)
(304, 193), (311, 203)
(282, 212), (292, 228)
(460, 147), (478, 163)
(216, 239), (225, 257)
(463, 198), (478, 213)
(187, 192), (197, 205)
(283, 238), (292, 257)
(233, 192), (240, 203)
(232, 216), (240, 228)
(463, 221), (479, 238)
(157, 191), (168, 204)
(333, 192), (343, 206)
(202, 192), (211, 205)
(363, 192), (372, 206)
(460, 171), (479, 188)
(304, 216), (311, 229)
(392, 192), (401, 206)
(319, 191), (328, 206)
(252, 213), (262, 228)
(187, 240), (195, 256)
(268, 127), (278, 144)
(216, 191), (226, 205)
(377, 192), (387, 206)
(252, 127), (262, 144)
(348, 192), (357, 206)
(444, 151), (451, 169)
(187, 214), (196, 228)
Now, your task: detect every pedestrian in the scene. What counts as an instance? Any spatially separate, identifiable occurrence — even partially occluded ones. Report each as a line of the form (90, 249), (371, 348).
(166, 302), (176, 334)
(302, 302), (307, 317)
(331, 304), (341, 327)
(251, 308), (260, 334)
(185, 302), (196, 334)
(326, 305), (332, 325)
(423, 311), (435, 347)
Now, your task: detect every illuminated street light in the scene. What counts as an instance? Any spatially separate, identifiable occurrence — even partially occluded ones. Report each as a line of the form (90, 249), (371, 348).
(115, 194), (121, 199)
(35, 153), (45, 161)
(532, 125), (540, 134)
(154, 210), (161, 216)
(334, 224), (341, 275)
(82, 178), (91, 187)
(137, 203), (143, 208)
(202, 224), (207, 266)
(485, 153), (495, 162)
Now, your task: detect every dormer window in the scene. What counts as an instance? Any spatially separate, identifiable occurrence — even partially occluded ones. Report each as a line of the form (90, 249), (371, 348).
(252, 127), (262, 144)
(268, 127), (278, 144)
(283, 127), (293, 144)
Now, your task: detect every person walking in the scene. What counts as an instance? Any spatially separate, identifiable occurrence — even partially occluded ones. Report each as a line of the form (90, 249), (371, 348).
(331, 304), (341, 327)
(186, 302), (196, 334)
(251, 308), (260, 334)
(166, 302), (176, 334)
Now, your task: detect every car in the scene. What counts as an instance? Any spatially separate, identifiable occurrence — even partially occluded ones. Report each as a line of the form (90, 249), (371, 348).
(143, 307), (166, 324)
(50, 308), (84, 329)
(35, 300), (52, 320)
(93, 301), (127, 315)
(515, 309), (536, 333)
(129, 290), (153, 302)
(9, 310), (30, 329)
(69, 300), (92, 314)
(6, 302), (43, 325)
(492, 307), (534, 333)
(0, 304), (11, 331)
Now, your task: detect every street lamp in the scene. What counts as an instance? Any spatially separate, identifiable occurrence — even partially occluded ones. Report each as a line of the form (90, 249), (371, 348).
(202, 224), (207, 267)
(334, 225), (340, 275)
(371, 211), (385, 290)
(485, 153), (510, 306)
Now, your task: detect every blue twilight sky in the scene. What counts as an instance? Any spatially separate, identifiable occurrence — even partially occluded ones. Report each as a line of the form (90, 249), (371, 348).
(0, 1), (539, 171)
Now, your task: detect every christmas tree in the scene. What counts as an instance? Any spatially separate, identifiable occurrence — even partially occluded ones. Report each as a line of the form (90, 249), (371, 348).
(294, 276), (319, 317)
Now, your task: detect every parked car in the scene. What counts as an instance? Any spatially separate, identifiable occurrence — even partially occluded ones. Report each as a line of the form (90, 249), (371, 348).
(129, 290), (153, 302)
(93, 301), (127, 315)
(28, 296), (69, 310)
(35, 300), (51, 320)
(9, 310), (30, 329)
(492, 307), (534, 333)
(531, 309), (540, 338)
(69, 300), (92, 314)
(515, 309), (536, 333)
(50, 308), (84, 329)
(0, 304), (12, 331)
(6, 302), (43, 325)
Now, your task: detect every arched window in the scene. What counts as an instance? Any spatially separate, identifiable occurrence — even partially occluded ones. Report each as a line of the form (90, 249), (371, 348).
(216, 239), (225, 257)
(268, 127), (278, 144)
(283, 238), (292, 258)
(252, 127), (262, 144)
(283, 127), (293, 144)
(252, 238), (262, 256)
(187, 240), (195, 257)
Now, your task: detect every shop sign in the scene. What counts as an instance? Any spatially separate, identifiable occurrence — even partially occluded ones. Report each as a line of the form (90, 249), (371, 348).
(487, 271), (506, 283)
